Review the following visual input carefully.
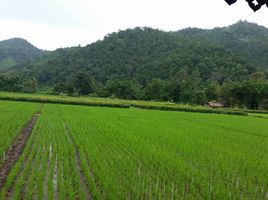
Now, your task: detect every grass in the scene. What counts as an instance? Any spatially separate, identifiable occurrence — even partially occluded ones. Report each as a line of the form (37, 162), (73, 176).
(0, 101), (267, 199)
(0, 91), (248, 116)
(249, 113), (268, 119)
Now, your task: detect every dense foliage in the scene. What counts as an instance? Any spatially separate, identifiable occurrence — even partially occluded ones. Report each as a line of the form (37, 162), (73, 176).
(0, 73), (37, 93)
(179, 20), (268, 71)
(0, 38), (44, 71)
(20, 27), (257, 85)
(1, 21), (268, 109)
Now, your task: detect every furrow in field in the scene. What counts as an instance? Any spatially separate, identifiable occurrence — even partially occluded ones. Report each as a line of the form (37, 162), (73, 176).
(43, 144), (52, 200)
(180, 115), (268, 138)
(65, 125), (104, 198)
(53, 155), (58, 200)
(63, 123), (92, 200)
(0, 107), (42, 189)
(0, 102), (40, 165)
(4, 138), (39, 200)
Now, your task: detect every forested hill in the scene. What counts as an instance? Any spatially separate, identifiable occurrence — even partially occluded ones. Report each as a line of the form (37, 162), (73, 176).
(178, 20), (268, 71)
(2, 22), (268, 109)
(20, 27), (255, 85)
(0, 38), (44, 71)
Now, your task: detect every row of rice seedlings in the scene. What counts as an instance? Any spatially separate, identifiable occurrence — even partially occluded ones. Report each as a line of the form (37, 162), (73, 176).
(3, 103), (266, 199)
(13, 144), (44, 200)
(37, 105), (88, 199)
(63, 119), (105, 199)
(58, 104), (268, 199)
(0, 116), (40, 200)
(0, 104), (91, 199)
(42, 107), (90, 199)
(0, 101), (40, 159)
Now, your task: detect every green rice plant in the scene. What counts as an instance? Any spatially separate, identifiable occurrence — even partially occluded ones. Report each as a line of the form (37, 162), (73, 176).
(59, 104), (268, 199)
(0, 101), (39, 161)
(1, 102), (267, 199)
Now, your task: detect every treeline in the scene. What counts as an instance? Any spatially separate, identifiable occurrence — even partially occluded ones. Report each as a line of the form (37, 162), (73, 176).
(1, 70), (268, 110)
(0, 73), (37, 93)
(52, 71), (268, 110)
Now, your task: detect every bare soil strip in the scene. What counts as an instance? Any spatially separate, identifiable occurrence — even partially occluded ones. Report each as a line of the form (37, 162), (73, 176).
(4, 138), (39, 200)
(82, 148), (104, 198)
(63, 123), (92, 200)
(53, 156), (58, 200)
(43, 143), (53, 200)
(0, 109), (41, 189)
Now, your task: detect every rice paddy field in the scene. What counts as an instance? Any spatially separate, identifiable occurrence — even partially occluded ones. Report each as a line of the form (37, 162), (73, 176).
(0, 100), (268, 199)
(0, 101), (40, 162)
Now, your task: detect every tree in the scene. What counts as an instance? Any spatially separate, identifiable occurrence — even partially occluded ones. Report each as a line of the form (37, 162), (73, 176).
(104, 79), (143, 100)
(53, 83), (66, 95)
(145, 79), (165, 100)
(22, 78), (37, 93)
(221, 81), (237, 107)
(65, 83), (75, 96)
(205, 83), (221, 101)
(32, 78), (37, 93)
(250, 72), (266, 81)
(73, 72), (95, 96)
(0, 73), (23, 92)
(221, 79), (268, 109)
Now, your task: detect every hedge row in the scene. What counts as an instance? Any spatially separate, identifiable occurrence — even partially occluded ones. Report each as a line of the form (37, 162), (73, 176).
(225, 108), (268, 114)
(0, 96), (248, 116)
(131, 104), (248, 116)
(241, 109), (268, 114)
(250, 115), (268, 119)
(0, 96), (130, 108)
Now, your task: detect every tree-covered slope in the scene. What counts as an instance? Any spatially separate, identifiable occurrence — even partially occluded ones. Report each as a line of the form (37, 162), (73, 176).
(20, 27), (255, 86)
(178, 20), (268, 71)
(0, 38), (44, 71)
(3, 24), (268, 109)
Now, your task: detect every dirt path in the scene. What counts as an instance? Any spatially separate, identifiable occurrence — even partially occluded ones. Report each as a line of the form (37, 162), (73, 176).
(0, 108), (42, 189)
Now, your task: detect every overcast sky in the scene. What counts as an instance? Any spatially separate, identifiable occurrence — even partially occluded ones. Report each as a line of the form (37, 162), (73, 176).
(0, 0), (268, 50)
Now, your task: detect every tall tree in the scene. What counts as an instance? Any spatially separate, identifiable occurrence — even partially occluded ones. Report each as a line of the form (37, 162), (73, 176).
(74, 72), (95, 95)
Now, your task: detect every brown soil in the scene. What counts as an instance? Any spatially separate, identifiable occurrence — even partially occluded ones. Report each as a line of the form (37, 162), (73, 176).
(52, 156), (58, 200)
(0, 110), (41, 189)
(5, 141), (38, 200)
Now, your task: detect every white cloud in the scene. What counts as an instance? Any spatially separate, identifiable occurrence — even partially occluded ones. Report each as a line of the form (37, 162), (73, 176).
(0, 0), (268, 50)
(0, 19), (105, 50)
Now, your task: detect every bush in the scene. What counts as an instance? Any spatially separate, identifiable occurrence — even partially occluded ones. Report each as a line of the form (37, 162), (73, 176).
(131, 104), (248, 116)
(0, 96), (130, 109)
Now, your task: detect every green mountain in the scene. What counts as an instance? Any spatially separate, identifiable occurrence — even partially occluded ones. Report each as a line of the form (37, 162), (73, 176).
(2, 22), (268, 109)
(0, 38), (44, 71)
(20, 27), (255, 86)
(178, 20), (268, 71)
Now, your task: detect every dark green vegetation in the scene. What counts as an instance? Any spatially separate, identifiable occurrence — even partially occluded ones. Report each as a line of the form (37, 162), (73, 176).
(179, 20), (268, 71)
(1, 21), (268, 109)
(0, 38), (44, 71)
(0, 101), (267, 199)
